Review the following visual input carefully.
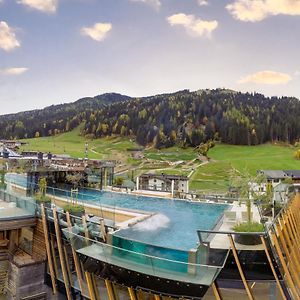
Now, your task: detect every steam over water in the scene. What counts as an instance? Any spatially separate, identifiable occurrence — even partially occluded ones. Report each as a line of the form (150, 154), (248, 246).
(132, 214), (170, 232)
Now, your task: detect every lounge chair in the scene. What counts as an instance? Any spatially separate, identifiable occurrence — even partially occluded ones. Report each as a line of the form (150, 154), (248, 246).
(224, 211), (237, 223)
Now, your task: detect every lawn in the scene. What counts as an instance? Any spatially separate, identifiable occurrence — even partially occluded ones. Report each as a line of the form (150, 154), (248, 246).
(21, 128), (300, 193)
(21, 127), (139, 160)
(190, 143), (300, 192)
(144, 146), (197, 161)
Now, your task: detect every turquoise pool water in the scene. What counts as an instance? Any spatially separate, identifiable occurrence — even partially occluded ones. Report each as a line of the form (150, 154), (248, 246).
(6, 173), (228, 251)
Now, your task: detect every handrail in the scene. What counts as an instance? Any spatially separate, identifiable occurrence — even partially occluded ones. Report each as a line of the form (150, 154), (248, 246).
(63, 228), (230, 269)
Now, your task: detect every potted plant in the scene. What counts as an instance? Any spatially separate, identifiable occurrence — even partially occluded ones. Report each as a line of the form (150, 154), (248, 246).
(233, 222), (264, 245)
(230, 170), (265, 245)
(63, 203), (85, 217)
(35, 177), (52, 207)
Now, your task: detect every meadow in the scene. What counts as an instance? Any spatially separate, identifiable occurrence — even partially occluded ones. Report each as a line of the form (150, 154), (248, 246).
(21, 129), (300, 193)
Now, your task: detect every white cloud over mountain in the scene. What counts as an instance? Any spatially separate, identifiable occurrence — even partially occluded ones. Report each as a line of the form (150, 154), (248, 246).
(18, 0), (58, 13)
(129, 0), (161, 10)
(227, 0), (300, 22)
(198, 0), (209, 6)
(0, 21), (20, 51)
(239, 70), (292, 85)
(167, 13), (218, 38)
(0, 67), (28, 75)
(81, 23), (112, 42)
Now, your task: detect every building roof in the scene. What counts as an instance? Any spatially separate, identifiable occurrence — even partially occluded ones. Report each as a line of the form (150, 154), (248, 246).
(258, 170), (287, 179)
(258, 170), (300, 180)
(0, 146), (21, 158)
(140, 173), (188, 181)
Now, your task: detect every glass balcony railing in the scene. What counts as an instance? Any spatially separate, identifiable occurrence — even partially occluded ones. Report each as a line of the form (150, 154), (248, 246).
(62, 225), (230, 286)
(0, 189), (37, 220)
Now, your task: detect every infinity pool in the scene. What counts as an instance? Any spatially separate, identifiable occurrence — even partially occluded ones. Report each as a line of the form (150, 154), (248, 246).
(6, 173), (228, 251)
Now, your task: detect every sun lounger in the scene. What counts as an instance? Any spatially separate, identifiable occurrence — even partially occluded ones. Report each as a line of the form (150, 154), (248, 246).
(224, 211), (237, 223)
(241, 211), (253, 223)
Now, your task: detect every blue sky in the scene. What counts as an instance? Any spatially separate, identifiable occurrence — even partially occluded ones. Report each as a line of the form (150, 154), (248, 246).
(0, 0), (300, 114)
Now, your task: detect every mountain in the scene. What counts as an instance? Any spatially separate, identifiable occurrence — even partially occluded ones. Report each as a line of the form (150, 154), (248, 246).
(1, 89), (300, 148)
(0, 93), (132, 139)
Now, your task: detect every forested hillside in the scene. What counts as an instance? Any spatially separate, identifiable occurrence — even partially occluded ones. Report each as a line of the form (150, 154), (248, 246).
(1, 89), (300, 148)
(0, 93), (131, 139)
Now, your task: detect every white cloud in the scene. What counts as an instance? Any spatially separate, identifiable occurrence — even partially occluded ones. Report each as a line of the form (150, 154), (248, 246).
(81, 23), (112, 42)
(0, 67), (28, 75)
(0, 21), (20, 52)
(129, 0), (161, 10)
(167, 13), (218, 38)
(17, 0), (58, 13)
(239, 70), (292, 85)
(198, 0), (209, 6)
(227, 0), (300, 22)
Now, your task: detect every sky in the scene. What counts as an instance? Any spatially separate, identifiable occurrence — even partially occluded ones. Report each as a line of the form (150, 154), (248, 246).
(0, 0), (300, 114)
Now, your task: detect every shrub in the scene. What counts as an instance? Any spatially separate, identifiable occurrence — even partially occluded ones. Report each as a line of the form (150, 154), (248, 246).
(233, 222), (264, 233)
(294, 149), (300, 160)
(63, 204), (85, 215)
(35, 193), (51, 203)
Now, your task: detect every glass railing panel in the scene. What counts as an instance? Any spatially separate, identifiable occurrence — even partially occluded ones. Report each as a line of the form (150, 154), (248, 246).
(0, 189), (38, 220)
(63, 229), (225, 286)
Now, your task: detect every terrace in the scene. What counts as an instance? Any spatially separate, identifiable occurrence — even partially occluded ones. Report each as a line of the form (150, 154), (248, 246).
(2, 173), (296, 299)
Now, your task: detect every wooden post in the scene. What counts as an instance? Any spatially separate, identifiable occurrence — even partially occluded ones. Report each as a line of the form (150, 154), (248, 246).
(85, 271), (96, 300)
(228, 234), (254, 300)
(64, 245), (73, 286)
(280, 216), (300, 262)
(92, 274), (101, 300)
(260, 236), (287, 300)
(105, 279), (115, 300)
(211, 282), (222, 300)
(53, 207), (72, 300)
(66, 212), (85, 294)
(270, 232), (299, 299)
(274, 223), (300, 288)
(128, 287), (137, 300)
(154, 295), (161, 300)
(41, 204), (57, 294)
(50, 235), (58, 278)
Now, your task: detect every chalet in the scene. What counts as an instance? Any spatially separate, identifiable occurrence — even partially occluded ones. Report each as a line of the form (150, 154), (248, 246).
(254, 170), (300, 202)
(137, 173), (189, 196)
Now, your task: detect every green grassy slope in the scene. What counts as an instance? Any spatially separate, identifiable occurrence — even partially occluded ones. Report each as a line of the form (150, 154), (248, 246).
(21, 126), (139, 161)
(190, 143), (300, 191)
(21, 128), (300, 192)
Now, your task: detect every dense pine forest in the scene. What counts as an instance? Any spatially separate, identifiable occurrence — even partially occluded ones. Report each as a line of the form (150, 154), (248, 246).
(1, 89), (300, 148)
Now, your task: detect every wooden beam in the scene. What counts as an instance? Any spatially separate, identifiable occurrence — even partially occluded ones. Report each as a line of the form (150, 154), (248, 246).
(64, 245), (73, 286)
(85, 271), (96, 300)
(275, 223), (300, 288)
(128, 287), (137, 300)
(53, 207), (72, 300)
(260, 236), (287, 300)
(66, 212), (85, 294)
(41, 204), (57, 294)
(228, 234), (254, 300)
(105, 279), (115, 300)
(50, 235), (58, 278)
(212, 282), (222, 300)
(92, 274), (101, 300)
(270, 232), (299, 299)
